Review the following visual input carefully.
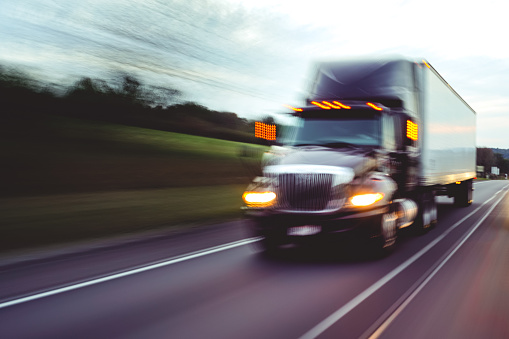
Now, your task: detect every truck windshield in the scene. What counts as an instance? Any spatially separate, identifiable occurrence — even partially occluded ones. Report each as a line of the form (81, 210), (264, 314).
(283, 113), (381, 148)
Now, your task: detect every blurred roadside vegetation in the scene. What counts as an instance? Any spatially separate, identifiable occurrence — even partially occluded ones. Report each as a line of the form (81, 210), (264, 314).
(477, 147), (509, 178)
(0, 66), (270, 144)
(1, 115), (265, 196)
(0, 66), (270, 253)
(0, 185), (249, 252)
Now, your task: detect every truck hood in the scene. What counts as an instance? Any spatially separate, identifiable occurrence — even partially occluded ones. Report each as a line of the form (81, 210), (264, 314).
(265, 146), (377, 178)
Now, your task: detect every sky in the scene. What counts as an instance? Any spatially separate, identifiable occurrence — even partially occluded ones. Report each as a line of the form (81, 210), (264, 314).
(1, 0), (508, 147)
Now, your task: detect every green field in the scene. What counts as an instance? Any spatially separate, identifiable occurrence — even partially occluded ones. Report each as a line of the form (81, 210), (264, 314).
(0, 185), (247, 252)
(0, 115), (267, 253)
(1, 115), (266, 195)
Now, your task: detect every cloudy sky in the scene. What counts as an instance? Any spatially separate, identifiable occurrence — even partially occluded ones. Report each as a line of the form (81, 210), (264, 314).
(1, 0), (508, 147)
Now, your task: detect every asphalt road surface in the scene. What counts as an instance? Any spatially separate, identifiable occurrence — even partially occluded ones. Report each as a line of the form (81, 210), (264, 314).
(1, 181), (508, 339)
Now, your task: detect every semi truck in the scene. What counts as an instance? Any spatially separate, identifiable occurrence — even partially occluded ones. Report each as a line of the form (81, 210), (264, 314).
(242, 57), (476, 255)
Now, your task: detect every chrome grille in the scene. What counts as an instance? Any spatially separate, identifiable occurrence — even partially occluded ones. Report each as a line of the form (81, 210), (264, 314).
(275, 173), (344, 212)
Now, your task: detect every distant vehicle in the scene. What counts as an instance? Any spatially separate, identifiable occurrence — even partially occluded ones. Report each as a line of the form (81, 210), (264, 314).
(242, 57), (476, 255)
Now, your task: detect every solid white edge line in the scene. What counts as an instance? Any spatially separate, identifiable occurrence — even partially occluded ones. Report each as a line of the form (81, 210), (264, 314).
(298, 184), (509, 339)
(0, 237), (261, 310)
(368, 187), (508, 338)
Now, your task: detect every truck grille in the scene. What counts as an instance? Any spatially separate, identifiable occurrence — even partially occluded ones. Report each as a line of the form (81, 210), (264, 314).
(275, 173), (344, 212)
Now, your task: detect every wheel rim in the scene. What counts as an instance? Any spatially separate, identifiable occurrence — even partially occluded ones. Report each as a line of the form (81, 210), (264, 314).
(381, 212), (397, 248)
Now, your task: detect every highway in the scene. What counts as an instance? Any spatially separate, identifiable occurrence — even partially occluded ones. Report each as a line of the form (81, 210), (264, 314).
(1, 181), (508, 339)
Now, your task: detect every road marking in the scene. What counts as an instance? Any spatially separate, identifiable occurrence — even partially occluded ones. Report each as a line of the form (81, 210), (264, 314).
(474, 181), (488, 185)
(0, 237), (260, 309)
(368, 186), (508, 338)
(299, 184), (509, 339)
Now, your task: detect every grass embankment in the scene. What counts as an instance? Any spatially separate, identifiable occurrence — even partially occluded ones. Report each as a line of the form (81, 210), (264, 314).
(0, 115), (266, 253)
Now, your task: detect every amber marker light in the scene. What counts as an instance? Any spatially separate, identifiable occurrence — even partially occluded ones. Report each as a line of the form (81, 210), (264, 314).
(350, 193), (384, 207)
(406, 120), (418, 141)
(423, 60), (431, 69)
(283, 104), (303, 112)
(311, 101), (331, 109)
(242, 191), (276, 207)
(322, 101), (341, 109)
(333, 101), (351, 109)
(255, 122), (276, 141)
(366, 102), (383, 111)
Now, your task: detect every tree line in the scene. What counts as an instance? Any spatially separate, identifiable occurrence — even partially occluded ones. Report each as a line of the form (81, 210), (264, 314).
(0, 66), (277, 145)
(2, 65), (507, 173)
(477, 147), (509, 178)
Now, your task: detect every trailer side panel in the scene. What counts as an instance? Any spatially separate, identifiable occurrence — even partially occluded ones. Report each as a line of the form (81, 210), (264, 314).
(420, 65), (476, 186)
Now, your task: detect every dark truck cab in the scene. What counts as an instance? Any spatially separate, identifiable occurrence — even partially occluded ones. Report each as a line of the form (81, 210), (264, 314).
(242, 57), (476, 255)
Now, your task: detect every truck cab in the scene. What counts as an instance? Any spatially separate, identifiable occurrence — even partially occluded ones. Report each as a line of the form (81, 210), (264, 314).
(243, 101), (412, 254)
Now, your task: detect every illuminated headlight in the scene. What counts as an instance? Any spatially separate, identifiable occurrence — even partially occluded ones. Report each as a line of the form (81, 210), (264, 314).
(242, 191), (277, 207)
(350, 193), (384, 207)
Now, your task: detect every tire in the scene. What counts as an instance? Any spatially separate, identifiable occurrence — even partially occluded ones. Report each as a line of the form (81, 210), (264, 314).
(454, 179), (473, 207)
(414, 190), (437, 235)
(372, 208), (398, 256)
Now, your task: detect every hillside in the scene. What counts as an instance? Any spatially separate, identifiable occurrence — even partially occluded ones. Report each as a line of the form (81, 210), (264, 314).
(0, 115), (267, 251)
(1, 114), (266, 197)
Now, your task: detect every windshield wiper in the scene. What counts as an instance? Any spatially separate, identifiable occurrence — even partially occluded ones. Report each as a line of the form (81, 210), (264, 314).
(321, 142), (359, 149)
(293, 143), (320, 147)
(292, 142), (363, 149)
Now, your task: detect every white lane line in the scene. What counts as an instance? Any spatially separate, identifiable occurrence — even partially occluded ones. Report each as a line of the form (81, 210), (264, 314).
(299, 184), (509, 339)
(0, 237), (260, 310)
(368, 186), (508, 339)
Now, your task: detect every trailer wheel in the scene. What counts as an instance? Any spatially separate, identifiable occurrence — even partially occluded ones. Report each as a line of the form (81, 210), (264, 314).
(454, 179), (473, 207)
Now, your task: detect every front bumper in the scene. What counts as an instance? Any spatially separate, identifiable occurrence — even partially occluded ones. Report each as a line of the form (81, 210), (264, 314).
(243, 206), (388, 240)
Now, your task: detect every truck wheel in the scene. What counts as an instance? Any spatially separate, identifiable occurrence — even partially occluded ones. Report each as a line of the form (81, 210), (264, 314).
(381, 211), (397, 249)
(454, 179), (473, 207)
(373, 209), (397, 256)
(414, 191), (437, 234)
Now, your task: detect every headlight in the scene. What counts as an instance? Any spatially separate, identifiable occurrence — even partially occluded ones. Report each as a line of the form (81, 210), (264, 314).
(242, 191), (277, 207)
(350, 193), (384, 207)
